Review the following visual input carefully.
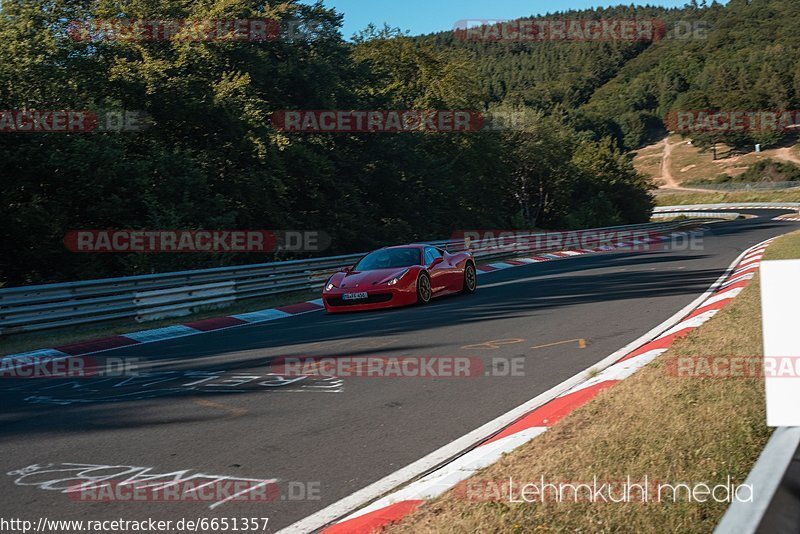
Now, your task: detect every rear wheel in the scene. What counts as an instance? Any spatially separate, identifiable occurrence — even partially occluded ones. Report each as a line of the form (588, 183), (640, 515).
(416, 272), (432, 304)
(461, 262), (477, 294)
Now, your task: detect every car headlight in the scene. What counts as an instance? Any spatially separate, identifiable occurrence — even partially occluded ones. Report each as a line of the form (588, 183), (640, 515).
(385, 269), (409, 286)
(325, 283), (335, 291)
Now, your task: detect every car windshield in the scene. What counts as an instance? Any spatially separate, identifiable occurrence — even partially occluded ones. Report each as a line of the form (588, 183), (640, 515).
(355, 248), (421, 271)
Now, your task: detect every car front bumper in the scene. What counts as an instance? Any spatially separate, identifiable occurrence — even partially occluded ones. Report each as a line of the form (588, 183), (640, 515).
(322, 287), (417, 313)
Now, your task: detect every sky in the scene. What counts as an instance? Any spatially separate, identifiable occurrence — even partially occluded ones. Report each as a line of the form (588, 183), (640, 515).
(314, 0), (723, 40)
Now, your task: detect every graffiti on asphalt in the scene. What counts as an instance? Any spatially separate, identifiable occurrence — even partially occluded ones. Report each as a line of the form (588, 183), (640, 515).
(0, 370), (343, 405)
(7, 462), (276, 509)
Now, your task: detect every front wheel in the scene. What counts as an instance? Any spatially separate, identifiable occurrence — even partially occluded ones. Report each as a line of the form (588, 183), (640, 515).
(416, 272), (432, 304)
(461, 262), (477, 294)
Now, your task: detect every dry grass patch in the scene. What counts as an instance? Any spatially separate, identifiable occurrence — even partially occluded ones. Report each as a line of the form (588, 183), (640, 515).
(389, 231), (800, 534)
(666, 138), (752, 185)
(632, 141), (666, 185)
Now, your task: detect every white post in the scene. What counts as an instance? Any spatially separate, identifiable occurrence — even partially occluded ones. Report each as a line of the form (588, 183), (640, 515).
(760, 259), (800, 426)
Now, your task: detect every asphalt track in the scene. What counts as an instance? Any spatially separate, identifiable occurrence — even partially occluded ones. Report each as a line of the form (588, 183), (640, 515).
(0, 210), (797, 532)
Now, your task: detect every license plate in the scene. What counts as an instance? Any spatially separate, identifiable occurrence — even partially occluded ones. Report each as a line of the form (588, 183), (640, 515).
(342, 292), (368, 300)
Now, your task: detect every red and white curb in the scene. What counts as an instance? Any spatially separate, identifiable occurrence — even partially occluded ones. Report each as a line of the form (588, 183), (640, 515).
(283, 237), (777, 534)
(3, 231), (695, 365)
(1, 299), (328, 364)
(773, 214), (800, 222)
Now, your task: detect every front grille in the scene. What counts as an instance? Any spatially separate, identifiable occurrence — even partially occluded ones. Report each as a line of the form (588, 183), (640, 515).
(327, 293), (393, 307)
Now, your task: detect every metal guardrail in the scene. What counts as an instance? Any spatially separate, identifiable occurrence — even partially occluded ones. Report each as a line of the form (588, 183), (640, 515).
(655, 203), (800, 212)
(651, 212), (742, 220)
(715, 427), (800, 534)
(0, 221), (692, 335)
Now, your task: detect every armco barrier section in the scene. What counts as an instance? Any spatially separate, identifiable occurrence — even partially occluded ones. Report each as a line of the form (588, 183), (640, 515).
(655, 202), (800, 212)
(0, 221), (696, 335)
(652, 211), (742, 220)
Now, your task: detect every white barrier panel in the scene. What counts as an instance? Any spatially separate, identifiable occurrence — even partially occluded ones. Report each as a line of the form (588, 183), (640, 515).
(134, 281), (236, 322)
(760, 260), (800, 427)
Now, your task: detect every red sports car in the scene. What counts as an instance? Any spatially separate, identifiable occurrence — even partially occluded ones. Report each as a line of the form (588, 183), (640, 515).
(322, 245), (477, 313)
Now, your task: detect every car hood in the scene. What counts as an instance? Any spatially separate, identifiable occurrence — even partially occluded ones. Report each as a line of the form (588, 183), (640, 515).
(337, 267), (411, 289)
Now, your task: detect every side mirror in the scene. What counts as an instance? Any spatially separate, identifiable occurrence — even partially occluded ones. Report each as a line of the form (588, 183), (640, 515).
(342, 266), (351, 273)
(430, 257), (444, 268)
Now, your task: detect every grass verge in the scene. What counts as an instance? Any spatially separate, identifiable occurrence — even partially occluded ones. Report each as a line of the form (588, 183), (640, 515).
(0, 289), (318, 357)
(389, 230), (800, 534)
(655, 190), (800, 206)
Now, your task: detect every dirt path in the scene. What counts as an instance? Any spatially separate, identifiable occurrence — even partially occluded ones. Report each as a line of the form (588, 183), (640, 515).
(656, 136), (709, 193)
(660, 136), (678, 188)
